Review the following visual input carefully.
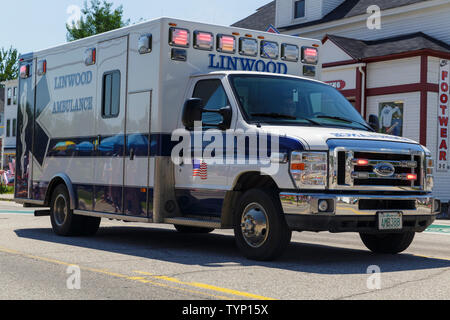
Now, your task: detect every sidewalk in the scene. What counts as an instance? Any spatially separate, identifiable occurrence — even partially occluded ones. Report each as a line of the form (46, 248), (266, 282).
(0, 193), (14, 201)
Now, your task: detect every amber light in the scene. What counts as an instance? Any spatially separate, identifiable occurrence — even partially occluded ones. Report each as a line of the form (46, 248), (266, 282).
(291, 163), (305, 171)
(219, 35), (235, 52)
(407, 174), (417, 181)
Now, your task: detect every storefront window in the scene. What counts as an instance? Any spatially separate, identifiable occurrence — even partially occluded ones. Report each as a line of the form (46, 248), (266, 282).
(378, 102), (404, 137)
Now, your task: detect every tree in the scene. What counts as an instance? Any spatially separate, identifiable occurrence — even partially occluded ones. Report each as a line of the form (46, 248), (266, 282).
(66, 0), (130, 42)
(0, 47), (19, 87)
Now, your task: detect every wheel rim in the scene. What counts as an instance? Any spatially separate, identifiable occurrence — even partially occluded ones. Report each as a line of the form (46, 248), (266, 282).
(240, 202), (269, 248)
(53, 194), (68, 227)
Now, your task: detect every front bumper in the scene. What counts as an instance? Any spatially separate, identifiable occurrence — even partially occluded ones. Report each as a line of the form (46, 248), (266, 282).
(280, 192), (439, 233)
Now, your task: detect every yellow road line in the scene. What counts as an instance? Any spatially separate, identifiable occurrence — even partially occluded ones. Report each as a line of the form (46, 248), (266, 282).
(134, 271), (276, 300)
(413, 254), (450, 261)
(0, 246), (240, 299)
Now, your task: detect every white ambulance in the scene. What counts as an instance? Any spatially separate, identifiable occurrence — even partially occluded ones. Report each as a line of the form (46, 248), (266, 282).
(15, 18), (438, 260)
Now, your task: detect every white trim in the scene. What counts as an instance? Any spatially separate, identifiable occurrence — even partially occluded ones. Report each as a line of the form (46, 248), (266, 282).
(322, 63), (366, 72)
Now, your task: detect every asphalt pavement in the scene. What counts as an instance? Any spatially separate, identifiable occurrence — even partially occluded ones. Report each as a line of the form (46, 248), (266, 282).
(0, 200), (449, 300)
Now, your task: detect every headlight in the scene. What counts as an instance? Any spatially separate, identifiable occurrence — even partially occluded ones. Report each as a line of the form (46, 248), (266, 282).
(425, 156), (434, 192)
(290, 152), (328, 189)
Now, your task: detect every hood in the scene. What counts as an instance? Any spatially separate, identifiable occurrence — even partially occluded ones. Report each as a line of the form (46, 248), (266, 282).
(262, 126), (420, 150)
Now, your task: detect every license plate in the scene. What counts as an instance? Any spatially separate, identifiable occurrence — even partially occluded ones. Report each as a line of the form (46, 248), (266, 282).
(378, 212), (403, 230)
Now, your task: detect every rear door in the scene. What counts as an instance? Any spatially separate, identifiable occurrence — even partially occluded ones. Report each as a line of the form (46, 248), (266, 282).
(94, 36), (128, 214)
(15, 58), (35, 199)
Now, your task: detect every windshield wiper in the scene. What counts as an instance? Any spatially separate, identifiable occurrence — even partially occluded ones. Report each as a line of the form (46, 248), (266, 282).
(251, 113), (322, 126)
(315, 115), (374, 132)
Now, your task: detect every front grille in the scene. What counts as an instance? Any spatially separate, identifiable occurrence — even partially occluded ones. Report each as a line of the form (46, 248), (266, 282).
(336, 151), (423, 190)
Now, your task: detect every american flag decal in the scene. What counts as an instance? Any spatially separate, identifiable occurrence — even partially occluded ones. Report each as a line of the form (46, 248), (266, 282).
(193, 159), (208, 180)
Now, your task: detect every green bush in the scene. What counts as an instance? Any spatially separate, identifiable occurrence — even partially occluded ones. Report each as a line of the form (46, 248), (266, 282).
(0, 185), (14, 194)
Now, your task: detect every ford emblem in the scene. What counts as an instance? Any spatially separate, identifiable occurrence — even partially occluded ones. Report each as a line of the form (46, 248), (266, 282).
(374, 163), (395, 177)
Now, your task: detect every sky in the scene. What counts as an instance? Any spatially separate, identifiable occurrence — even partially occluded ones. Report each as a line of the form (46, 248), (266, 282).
(0, 0), (271, 54)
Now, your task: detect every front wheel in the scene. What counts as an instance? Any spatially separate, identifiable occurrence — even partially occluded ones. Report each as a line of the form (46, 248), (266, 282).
(360, 232), (415, 254)
(234, 189), (291, 261)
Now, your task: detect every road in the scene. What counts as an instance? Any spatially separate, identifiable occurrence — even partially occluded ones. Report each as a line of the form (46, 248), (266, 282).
(0, 200), (449, 300)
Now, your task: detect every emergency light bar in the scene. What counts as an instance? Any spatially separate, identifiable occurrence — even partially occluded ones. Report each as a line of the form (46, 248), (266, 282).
(84, 48), (96, 66)
(281, 44), (299, 62)
(217, 34), (236, 54)
(169, 28), (190, 47)
(37, 60), (47, 76)
(194, 31), (214, 51)
(239, 38), (258, 57)
(302, 47), (318, 65)
(260, 41), (279, 59)
(20, 64), (30, 79)
(138, 34), (152, 54)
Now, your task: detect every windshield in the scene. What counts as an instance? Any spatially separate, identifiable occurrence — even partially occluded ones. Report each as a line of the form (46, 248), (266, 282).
(229, 74), (370, 131)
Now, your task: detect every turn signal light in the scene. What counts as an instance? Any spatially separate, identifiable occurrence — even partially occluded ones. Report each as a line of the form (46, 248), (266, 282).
(291, 163), (305, 171)
(406, 174), (417, 181)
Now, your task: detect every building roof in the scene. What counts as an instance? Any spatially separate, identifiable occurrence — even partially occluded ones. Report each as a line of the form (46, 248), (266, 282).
(280, 0), (431, 31)
(232, 1), (275, 31)
(325, 32), (450, 60)
(233, 0), (431, 32)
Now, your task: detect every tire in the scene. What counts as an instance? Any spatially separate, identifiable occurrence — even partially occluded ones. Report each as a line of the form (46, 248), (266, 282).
(174, 225), (215, 234)
(50, 184), (101, 236)
(360, 232), (415, 254)
(234, 189), (292, 261)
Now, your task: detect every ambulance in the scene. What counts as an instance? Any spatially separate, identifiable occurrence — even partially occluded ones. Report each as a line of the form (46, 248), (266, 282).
(15, 18), (438, 260)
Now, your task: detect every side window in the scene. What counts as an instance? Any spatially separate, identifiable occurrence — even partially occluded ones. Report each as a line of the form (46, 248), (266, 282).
(13, 87), (17, 105)
(192, 79), (229, 127)
(102, 70), (120, 118)
(7, 88), (12, 105)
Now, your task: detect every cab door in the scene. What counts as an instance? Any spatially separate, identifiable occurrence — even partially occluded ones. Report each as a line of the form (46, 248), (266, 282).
(93, 36), (128, 214)
(174, 77), (233, 217)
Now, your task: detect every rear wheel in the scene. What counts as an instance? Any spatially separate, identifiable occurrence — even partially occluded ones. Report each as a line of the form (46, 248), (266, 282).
(50, 184), (100, 236)
(234, 189), (291, 261)
(360, 232), (415, 254)
(174, 225), (214, 234)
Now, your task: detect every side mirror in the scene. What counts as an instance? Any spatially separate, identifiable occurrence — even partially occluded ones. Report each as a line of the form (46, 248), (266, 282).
(368, 114), (380, 132)
(218, 105), (232, 130)
(182, 98), (204, 130)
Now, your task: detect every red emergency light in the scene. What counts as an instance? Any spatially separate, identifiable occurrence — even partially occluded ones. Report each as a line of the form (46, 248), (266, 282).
(218, 35), (235, 53)
(194, 31), (213, 51)
(356, 159), (369, 166)
(302, 47), (319, 65)
(169, 28), (190, 47)
(20, 65), (30, 79)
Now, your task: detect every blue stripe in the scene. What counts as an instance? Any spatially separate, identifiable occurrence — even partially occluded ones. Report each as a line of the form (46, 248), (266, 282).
(31, 181), (226, 218)
(46, 133), (304, 158)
